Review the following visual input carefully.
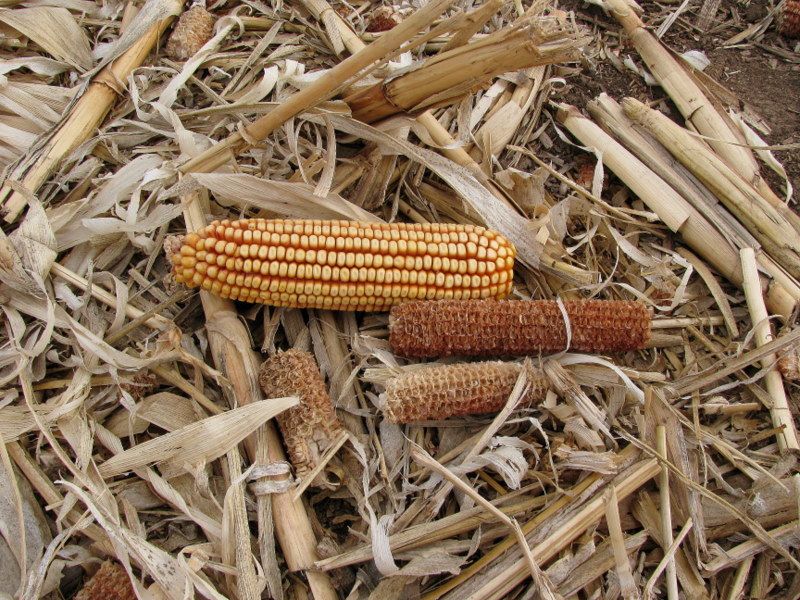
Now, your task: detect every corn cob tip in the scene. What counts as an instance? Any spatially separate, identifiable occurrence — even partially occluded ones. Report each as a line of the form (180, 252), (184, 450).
(173, 218), (516, 310)
(258, 349), (345, 487)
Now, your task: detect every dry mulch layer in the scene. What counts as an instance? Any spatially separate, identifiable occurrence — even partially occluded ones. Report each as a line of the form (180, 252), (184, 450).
(0, 0), (799, 599)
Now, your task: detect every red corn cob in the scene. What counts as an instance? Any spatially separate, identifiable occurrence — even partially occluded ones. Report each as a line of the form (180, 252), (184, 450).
(389, 299), (651, 358)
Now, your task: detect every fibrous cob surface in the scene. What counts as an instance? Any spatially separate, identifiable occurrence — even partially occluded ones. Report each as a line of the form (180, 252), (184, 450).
(389, 299), (651, 358)
(382, 361), (548, 423)
(778, 345), (800, 380)
(74, 562), (136, 600)
(166, 5), (215, 60)
(172, 219), (516, 310)
(258, 349), (345, 486)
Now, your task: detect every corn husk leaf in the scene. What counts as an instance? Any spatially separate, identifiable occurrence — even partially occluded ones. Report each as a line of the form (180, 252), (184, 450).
(98, 397), (298, 478)
(184, 173), (380, 222)
(0, 457), (53, 597)
(0, 7), (93, 71)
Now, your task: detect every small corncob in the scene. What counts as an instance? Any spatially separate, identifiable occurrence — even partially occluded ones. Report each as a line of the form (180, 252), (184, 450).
(777, 346), (800, 380)
(777, 0), (800, 38)
(366, 6), (401, 31)
(166, 4), (215, 60)
(389, 299), (651, 358)
(382, 361), (548, 423)
(172, 219), (516, 310)
(258, 349), (345, 487)
(75, 562), (136, 600)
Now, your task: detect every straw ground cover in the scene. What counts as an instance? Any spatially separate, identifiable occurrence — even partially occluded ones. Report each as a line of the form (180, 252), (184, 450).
(0, 0), (798, 598)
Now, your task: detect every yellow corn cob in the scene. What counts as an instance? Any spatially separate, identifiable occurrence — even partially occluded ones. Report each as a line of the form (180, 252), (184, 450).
(389, 299), (651, 357)
(382, 361), (548, 423)
(75, 562), (136, 600)
(172, 218), (516, 310)
(258, 349), (345, 487)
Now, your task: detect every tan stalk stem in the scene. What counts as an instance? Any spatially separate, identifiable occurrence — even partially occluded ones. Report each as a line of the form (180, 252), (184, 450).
(423, 448), (658, 600)
(441, 0), (505, 51)
(316, 493), (545, 570)
(725, 557), (754, 600)
(346, 20), (587, 123)
(703, 520), (800, 574)
(657, 425), (679, 600)
(643, 519), (694, 600)
(459, 458), (660, 600)
(299, 0), (361, 55)
(623, 98), (800, 280)
(411, 446), (553, 598)
(0, 5), (180, 223)
(604, 485), (638, 599)
(179, 0), (458, 175)
(739, 248), (800, 452)
(603, 0), (763, 187)
(556, 103), (796, 317)
(587, 93), (758, 251)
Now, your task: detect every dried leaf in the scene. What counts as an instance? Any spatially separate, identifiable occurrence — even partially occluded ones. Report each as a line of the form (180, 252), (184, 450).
(0, 7), (93, 70)
(98, 397), (298, 478)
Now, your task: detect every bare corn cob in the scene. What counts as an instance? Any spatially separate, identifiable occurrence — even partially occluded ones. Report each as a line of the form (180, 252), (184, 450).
(258, 349), (345, 487)
(382, 361), (548, 423)
(166, 4), (216, 60)
(389, 299), (651, 358)
(173, 219), (516, 310)
(778, 346), (800, 380)
(75, 562), (136, 600)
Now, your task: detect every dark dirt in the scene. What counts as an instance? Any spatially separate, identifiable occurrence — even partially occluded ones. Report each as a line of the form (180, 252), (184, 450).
(553, 0), (800, 199)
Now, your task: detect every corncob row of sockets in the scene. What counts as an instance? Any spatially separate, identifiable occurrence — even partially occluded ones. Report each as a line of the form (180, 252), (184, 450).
(173, 218), (515, 310)
(389, 299), (652, 357)
(166, 5), (216, 60)
(258, 349), (345, 487)
(382, 361), (549, 423)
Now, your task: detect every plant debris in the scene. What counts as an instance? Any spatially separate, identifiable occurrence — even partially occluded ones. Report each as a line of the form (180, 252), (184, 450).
(0, 0), (798, 598)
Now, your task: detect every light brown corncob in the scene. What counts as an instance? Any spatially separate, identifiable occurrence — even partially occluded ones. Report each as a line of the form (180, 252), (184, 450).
(166, 5), (216, 60)
(382, 361), (548, 423)
(258, 349), (345, 487)
(75, 562), (136, 600)
(389, 299), (651, 358)
(778, 0), (800, 38)
(777, 346), (800, 380)
(172, 219), (516, 310)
